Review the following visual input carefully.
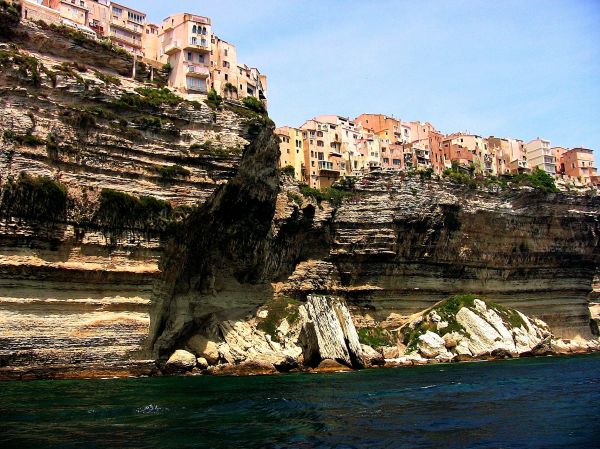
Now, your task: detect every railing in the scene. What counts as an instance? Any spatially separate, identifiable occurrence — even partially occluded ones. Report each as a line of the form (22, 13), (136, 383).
(186, 64), (210, 76)
(110, 19), (143, 34)
(186, 39), (210, 51)
(109, 31), (142, 47)
(318, 161), (335, 171)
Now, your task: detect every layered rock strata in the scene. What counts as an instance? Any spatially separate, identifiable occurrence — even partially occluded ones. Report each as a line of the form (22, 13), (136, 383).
(0, 21), (258, 379)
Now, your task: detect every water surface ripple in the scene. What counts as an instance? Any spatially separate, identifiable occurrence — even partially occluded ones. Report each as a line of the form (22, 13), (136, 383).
(1, 354), (600, 448)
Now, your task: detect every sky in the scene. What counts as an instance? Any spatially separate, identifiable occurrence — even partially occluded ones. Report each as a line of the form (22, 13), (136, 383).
(127, 0), (600, 165)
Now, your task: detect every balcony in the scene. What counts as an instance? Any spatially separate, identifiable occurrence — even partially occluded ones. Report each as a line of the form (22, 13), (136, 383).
(110, 19), (143, 35)
(186, 63), (209, 78)
(415, 150), (430, 159)
(184, 39), (210, 53)
(318, 160), (338, 173)
(163, 41), (181, 55)
(109, 32), (142, 48)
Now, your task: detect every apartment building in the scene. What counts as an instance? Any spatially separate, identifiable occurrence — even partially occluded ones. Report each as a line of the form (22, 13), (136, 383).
(380, 144), (405, 171)
(236, 65), (267, 105)
(314, 115), (362, 175)
(210, 35), (237, 97)
(18, 1), (268, 104)
(142, 22), (160, 62)
(525, 138), (556, 175)
(300, 118), (343, 188)
(357, 131), (382, 171)
(442, 134), (478, 171)
(562, 148), (597, 184)
(157, 13), (267, 103)
(159, 13), (211, 94)
(108, 2), (145, 55)
(22, 0), (61, 24)
(276, 126), (304, 181)
(87, 0), (109, 36)
(46, 0), (88, 26)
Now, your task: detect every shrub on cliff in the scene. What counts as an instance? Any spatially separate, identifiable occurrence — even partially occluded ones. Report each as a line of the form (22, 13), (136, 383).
(205, 88), (223, 110)
(524, 168), (558, 193)
(0, 49), (42, 86)
(299, 185), (325, 203)
(242, 96), (267, 115)
(93, 189), (174, 237)
(0, 173), (67, 221)
(501, 168), (558, 193)
(153, 164), (191, 181)
(3, 131), (45, 147)
(280, 165), (295, 177)
(299, 184), (350, 207)
(0, 0), (20, 38)
(113, 87), (182, 112)
(443, 166), (478, 189)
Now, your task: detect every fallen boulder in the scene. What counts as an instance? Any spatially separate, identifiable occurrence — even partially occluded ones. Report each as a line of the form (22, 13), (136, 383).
(164, 350), (197, 373)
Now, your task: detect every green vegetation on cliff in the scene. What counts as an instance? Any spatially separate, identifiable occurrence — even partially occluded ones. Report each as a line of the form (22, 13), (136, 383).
(256, 296), (302, 339)
(400, 294), (530, 351)
(113, 87), (183, 111)
(299, 184), (351, 207)
(93, 189), (176, 237)
(443, 165), (558, 193)
(0, 173), (67, 221)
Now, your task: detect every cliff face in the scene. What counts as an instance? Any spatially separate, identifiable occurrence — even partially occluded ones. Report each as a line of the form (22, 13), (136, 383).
(1, 20), (599, 379)
(0, 21), (257, 378)
(324, 174), (600, 339)
(150, 172), (600, 365)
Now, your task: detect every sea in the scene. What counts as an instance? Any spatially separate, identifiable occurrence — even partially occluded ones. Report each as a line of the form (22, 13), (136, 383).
(1, 354), (600, 449)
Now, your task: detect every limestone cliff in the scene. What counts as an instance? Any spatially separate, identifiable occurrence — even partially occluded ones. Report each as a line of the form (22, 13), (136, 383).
(0, 20), (260, 379)
(1, 18), (599, 379)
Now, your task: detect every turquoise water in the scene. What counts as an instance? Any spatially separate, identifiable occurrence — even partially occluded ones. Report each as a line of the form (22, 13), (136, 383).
(1, 355), (600, 448)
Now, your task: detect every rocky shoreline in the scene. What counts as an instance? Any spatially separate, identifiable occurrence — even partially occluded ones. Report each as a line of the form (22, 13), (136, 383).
(6, 294), (599, 381)
(2, 341), (599, 381)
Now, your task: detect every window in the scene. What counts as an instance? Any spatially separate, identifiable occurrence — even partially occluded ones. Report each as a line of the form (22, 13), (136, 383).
(317, 152), (324, 160)
(187, 52), (193, 61)
(186, 77), (204, 91)
(224, 49), (228, 56)
(192, 25), (197, 33)
(223, 61), (230, 68)
(317, 131), (323, 137)
(191, 36), (197, 45)
(317, 141), (324, 147)
(128, 11), (144, 23)
(112, 6), (122, 15)
(224, 74), (228, 81)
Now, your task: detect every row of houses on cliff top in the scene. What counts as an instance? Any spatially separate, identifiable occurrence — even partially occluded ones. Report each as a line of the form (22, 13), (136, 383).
(16, 0), (267, 103)
(277, 114), (598, 189)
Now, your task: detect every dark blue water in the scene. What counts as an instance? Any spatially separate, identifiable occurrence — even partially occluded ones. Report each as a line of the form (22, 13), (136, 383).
(1, 354), (600, 449)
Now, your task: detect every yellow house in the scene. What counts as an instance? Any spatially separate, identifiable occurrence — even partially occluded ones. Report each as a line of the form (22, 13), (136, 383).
(276, 126), (304, 182)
